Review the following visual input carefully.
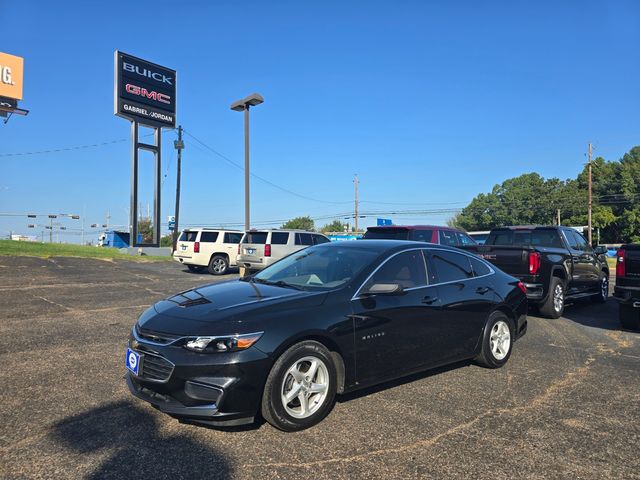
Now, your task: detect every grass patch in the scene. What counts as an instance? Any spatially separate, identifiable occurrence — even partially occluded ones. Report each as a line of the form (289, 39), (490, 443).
(0, 240), (171, 262)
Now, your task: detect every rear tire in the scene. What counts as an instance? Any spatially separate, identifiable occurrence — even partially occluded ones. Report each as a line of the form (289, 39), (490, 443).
(475, 312), (513, 369)
(261, 341), (337, 432)
(539, 276), (565, 319)
(591, 273), (608, 303)
(208, 255), (228, 275)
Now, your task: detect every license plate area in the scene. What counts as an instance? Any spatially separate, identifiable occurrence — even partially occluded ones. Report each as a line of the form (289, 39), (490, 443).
(125, 348), (141, 376)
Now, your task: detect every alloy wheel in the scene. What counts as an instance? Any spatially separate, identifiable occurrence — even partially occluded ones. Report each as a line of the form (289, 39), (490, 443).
(601, 276), (609, 300)
(281, 356), (329, 419)
(489, 320), (511, 361)
(553, 283), (564, 312)
(212, 258), (226, 274)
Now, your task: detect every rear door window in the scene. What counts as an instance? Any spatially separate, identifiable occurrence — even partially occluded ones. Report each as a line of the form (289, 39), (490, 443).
(313, 234), (330, 245)
(469, 256), (491, 277)
(456, 232), (476, 246)
(363, 250), (428, 291)
(179, 231), (198, 242)
(412, 229), (434, 242)
(271, 232), (289, 245)
(200, 232), (219, 243)
(223, 232), (243, 244)
(439, 230), (458, 246)
(243, 232), (268, 244)
(431, 250), (473, 283)
(295, 233), (314, 246)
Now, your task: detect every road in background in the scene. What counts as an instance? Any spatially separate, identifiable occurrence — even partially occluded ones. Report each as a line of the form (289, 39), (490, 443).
(0, 257), (638, 479)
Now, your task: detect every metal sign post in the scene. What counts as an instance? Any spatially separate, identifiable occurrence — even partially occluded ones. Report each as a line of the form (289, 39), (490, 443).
(130, 122), (162, 247)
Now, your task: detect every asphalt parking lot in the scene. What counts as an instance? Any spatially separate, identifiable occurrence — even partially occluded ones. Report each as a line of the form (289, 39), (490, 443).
(1, 256), (638, 479)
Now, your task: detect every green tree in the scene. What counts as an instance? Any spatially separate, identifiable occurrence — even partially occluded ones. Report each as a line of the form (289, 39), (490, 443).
(320, 220), (347, 233)
(160, 234), (173, 247)
(282, 216), (315, 231)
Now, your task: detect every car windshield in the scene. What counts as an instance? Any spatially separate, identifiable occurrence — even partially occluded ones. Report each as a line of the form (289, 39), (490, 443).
(252, 245), (379, 290)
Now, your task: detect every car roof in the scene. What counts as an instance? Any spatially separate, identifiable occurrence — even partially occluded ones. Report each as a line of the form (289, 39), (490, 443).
(244, 229), (326, 233)
(366, 225), (460, 231)
(314, 239), (463, 254)
(492, 225), (559, 231)
(183, 228), (242, 232)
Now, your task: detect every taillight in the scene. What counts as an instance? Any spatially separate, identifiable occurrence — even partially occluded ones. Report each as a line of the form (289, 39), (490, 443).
(194, 241), (200, 253)
(517, 281), (527, 294)
(264, 244), (271, 257)
(528, 252), (541, 275)
(617, 249), (625, 278)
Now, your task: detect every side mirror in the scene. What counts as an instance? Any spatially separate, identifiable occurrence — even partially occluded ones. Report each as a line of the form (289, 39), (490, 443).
(364, 283), (405, 296)
(594, 246), (607, 255)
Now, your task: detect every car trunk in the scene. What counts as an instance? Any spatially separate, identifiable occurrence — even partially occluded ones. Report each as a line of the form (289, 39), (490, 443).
(619, 244), (640, 287)
(240, 231), (269, 262)
(175, 231), (199, 258)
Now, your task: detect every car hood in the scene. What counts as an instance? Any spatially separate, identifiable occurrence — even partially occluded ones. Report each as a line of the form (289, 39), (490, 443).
(138, 280), (327, 335)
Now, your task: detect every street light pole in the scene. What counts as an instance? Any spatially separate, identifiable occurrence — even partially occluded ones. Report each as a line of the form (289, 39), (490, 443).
(587, 142), (593, 245)
(172, 125), (184, 252)
(231, 93), (264, 232)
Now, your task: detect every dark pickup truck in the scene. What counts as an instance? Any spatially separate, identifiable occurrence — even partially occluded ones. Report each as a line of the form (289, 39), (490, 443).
(614, 244), (640, 330)
(463, 226), (609, 318)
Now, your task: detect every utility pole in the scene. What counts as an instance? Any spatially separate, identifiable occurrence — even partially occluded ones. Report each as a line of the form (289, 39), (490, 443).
(172, 125), (184, 252)
(354, 174), (359, 233)
(49, 217), (53, 243)
(557, 209), (561, 226)
(587, 142), (593, 245)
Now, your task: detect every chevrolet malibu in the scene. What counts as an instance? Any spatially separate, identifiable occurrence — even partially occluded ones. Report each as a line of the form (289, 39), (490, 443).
(125, 240), (527, 431)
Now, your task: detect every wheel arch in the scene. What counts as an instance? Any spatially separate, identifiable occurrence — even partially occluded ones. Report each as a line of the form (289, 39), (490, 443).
(269, 332), (347, 394)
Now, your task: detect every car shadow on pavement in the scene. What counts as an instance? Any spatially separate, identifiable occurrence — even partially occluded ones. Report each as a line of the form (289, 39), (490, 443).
(51, 401), (233, 479)
(338, 360), (472, 403)
(560, 297), (627, 332)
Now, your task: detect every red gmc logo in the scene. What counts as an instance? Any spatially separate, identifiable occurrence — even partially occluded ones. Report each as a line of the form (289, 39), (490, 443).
(125, 84), (171, 105)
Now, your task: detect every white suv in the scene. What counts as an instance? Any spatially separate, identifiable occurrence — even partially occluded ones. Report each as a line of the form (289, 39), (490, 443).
(237, 229), (330, 272)
(173, 228), (243, 275)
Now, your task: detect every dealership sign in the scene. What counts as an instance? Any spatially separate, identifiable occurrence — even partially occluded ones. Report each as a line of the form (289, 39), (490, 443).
(0, 52), (24, 101)
(114, 51), (176, 128)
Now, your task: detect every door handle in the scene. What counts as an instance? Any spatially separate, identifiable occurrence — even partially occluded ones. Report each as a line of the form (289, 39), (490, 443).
(476, 287), (491, 295)
(422, 295), (439, 305)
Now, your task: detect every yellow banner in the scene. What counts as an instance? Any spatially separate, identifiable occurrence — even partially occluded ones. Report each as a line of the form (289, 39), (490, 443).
(0, 52), (24, 100)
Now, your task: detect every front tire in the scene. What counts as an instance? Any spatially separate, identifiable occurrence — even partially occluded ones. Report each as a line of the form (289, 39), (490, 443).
(261, 341), (337, 432)
(208, 255), (228, 275)
(475, 312), (514, 369)
(539, 276), (565, 319)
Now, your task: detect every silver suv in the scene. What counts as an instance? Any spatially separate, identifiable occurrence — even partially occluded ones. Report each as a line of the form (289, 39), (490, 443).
(237, 229), (330, 272)
(173, 228), (243, 275)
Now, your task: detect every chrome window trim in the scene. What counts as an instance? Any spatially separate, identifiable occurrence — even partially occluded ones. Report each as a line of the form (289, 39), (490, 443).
(351, 246), (495, 301)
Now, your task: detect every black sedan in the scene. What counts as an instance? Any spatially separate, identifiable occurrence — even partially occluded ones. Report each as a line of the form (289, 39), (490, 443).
(125, 240), (527, 431)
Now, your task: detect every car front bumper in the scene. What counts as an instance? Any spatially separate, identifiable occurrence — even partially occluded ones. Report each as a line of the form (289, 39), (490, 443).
(125, 339), (273, 427)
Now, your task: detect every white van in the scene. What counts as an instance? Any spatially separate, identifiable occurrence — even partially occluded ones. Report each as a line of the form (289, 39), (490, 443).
(173, 228), (243, 275)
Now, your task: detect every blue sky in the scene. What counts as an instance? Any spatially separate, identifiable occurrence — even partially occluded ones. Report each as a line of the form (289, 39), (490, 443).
(1, 0), (639, 242)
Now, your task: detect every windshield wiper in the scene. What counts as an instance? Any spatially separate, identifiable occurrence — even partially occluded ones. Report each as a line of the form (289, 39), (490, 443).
(253, 278), (306, 291)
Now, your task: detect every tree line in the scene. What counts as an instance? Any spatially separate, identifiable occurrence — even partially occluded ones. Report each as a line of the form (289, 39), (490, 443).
(449, 146), (640, 243)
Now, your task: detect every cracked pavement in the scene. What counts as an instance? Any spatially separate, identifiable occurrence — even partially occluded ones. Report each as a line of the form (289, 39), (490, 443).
(0, 256), (638, 479)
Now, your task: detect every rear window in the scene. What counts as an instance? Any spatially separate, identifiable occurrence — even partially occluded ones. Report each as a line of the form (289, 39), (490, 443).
(179, 231), (198, 242)
(243, 232), (268, 244)
(487, 230), (562, 248)
(271, 232), (289, 245)
(363, 228), (410, 240)
(200, 232), (219, 243)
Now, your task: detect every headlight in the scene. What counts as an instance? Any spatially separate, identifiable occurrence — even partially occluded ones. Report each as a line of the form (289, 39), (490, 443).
(184, 332), (263, 353)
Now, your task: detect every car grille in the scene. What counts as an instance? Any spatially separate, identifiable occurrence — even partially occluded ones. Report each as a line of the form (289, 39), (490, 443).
(136, 324), (180, 345)
(140, 351), (174, 382)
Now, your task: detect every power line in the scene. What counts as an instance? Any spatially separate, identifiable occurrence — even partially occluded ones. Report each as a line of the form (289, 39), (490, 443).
(182, 129), (353, 205)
